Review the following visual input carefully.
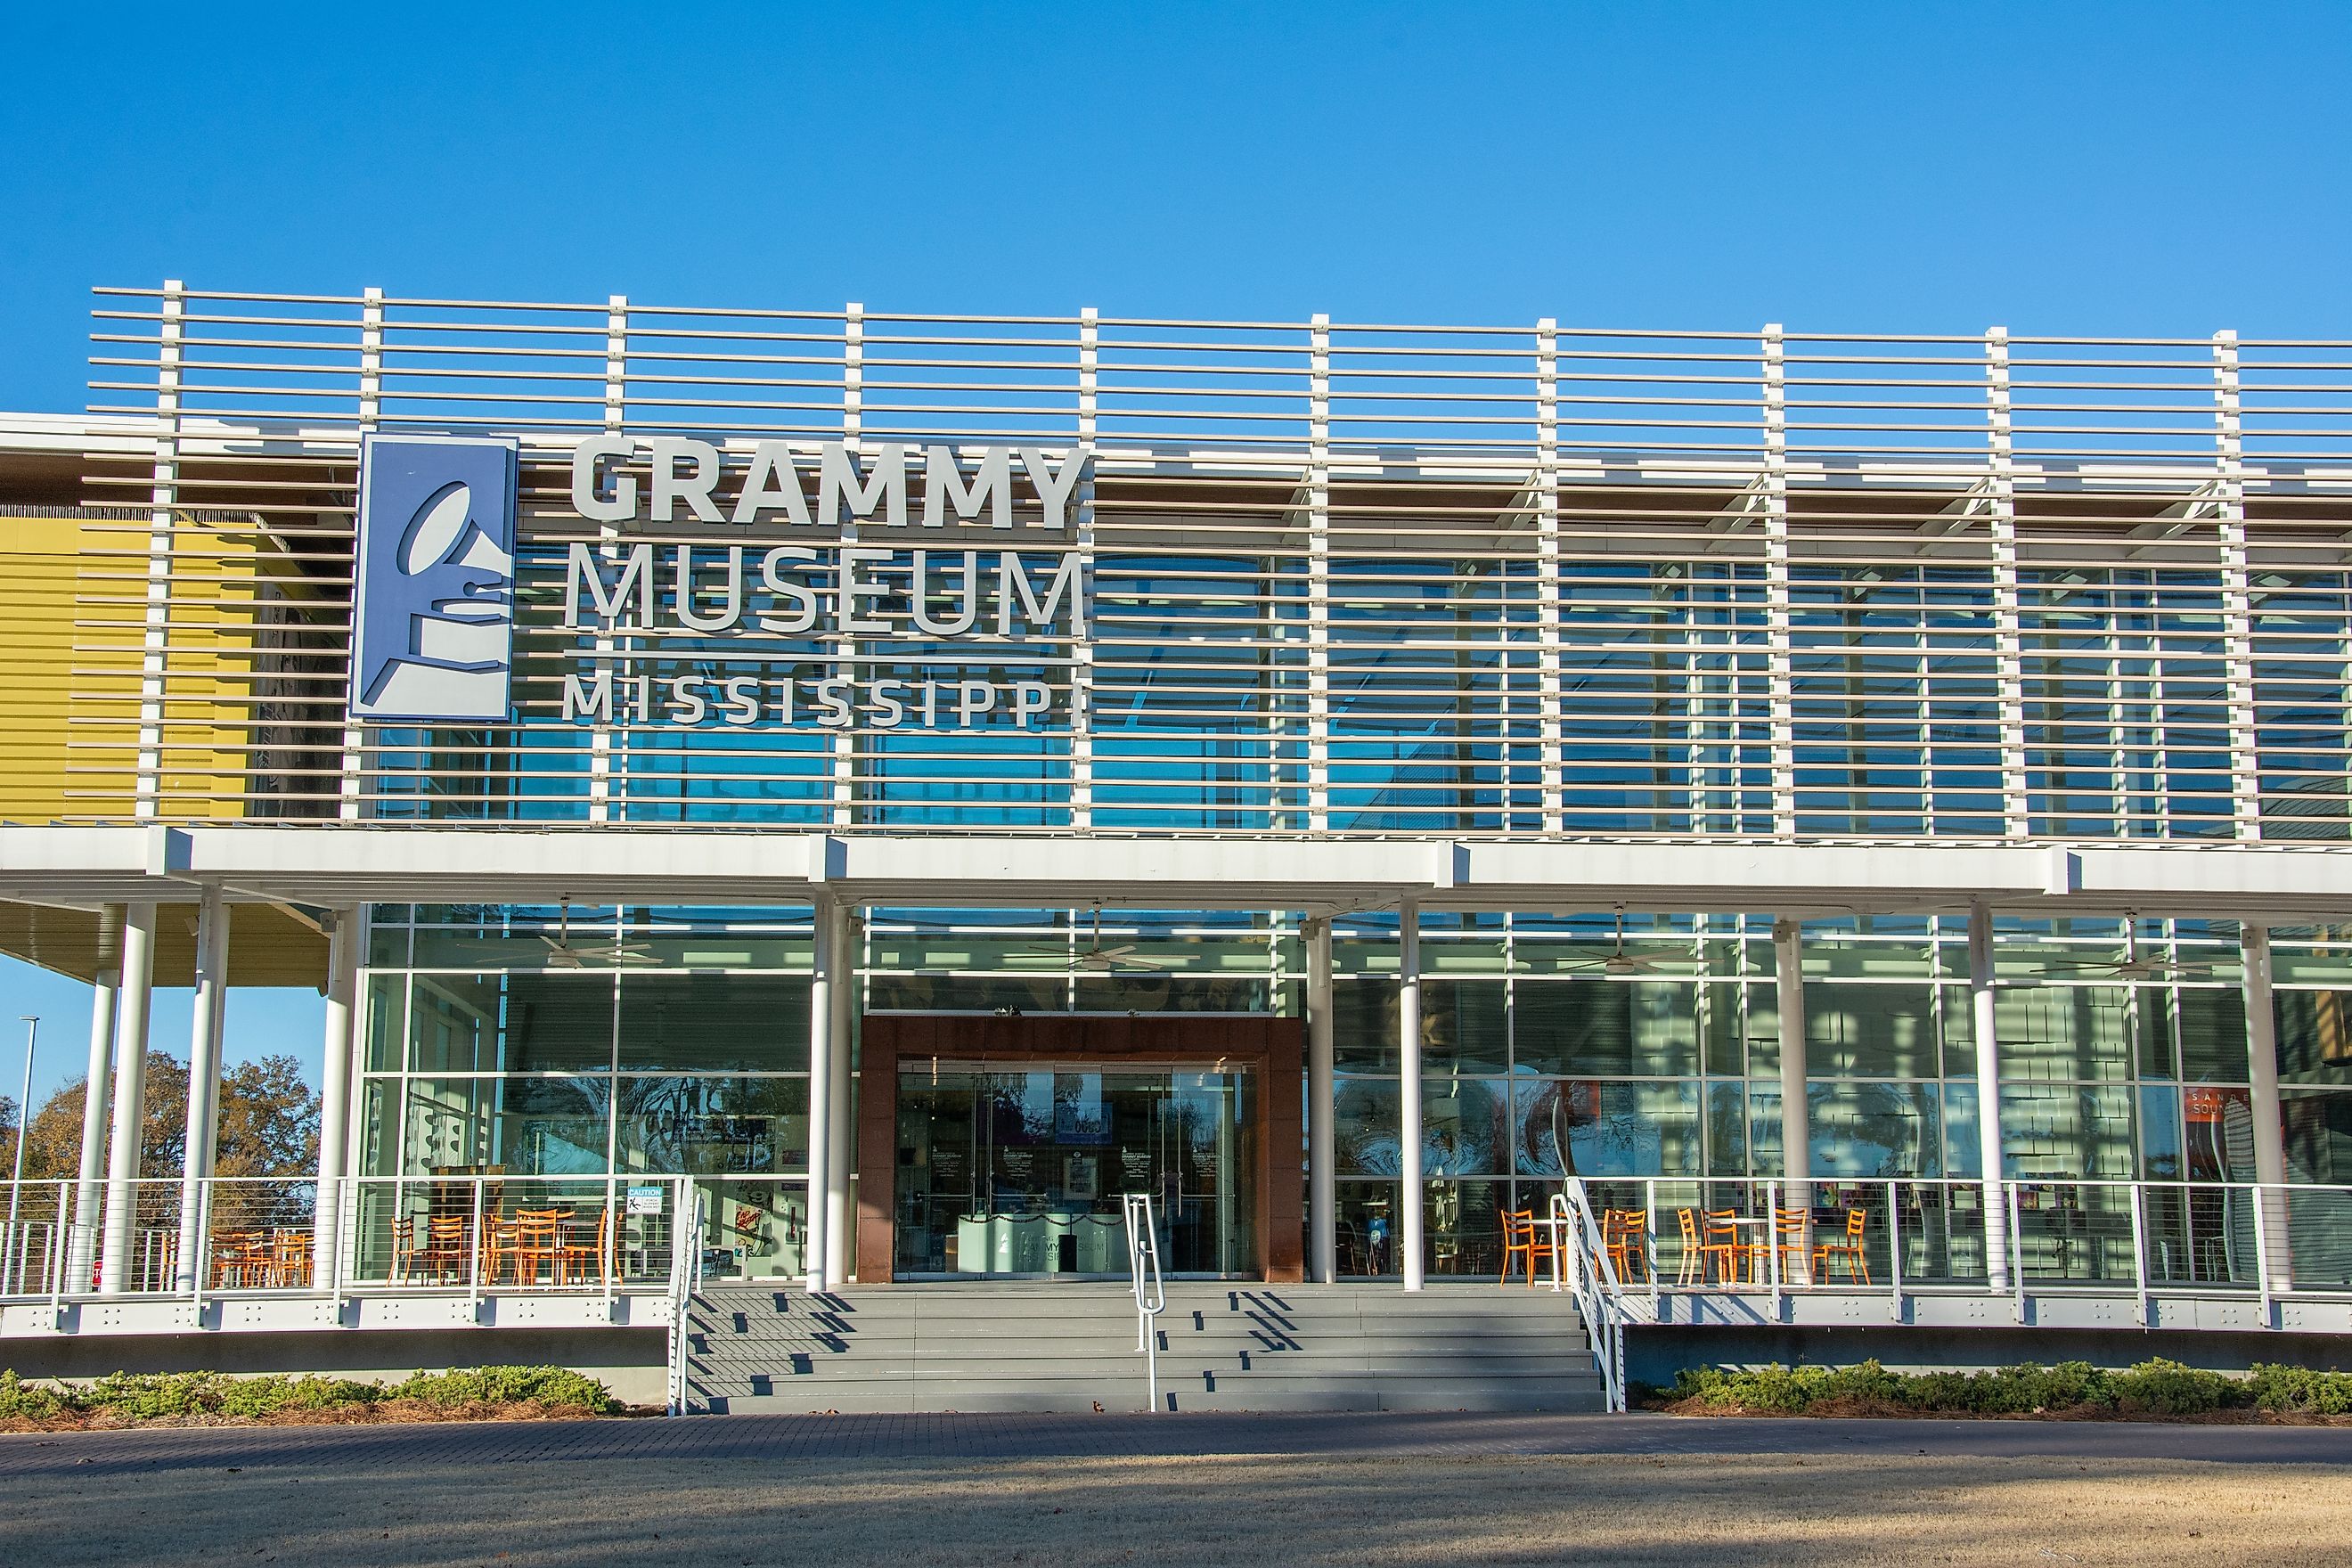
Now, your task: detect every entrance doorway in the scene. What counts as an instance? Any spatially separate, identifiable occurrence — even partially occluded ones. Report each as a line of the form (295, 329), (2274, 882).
(895, 1064), (1255, 1278)
(856, 1013), (1303, 1283)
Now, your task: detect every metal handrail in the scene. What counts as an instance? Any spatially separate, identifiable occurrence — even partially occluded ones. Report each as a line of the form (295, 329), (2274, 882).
(667, 1177), (703, 1417)
(1123, 1191), (1166, 1414)
(1551, 1181), (1631, 1412)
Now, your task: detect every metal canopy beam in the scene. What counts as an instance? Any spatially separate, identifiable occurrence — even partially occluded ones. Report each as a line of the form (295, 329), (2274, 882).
(5, 826), (2352, 921)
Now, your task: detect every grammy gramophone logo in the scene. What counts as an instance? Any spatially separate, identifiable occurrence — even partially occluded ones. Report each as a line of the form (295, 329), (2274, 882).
(350, 435), (519, 723)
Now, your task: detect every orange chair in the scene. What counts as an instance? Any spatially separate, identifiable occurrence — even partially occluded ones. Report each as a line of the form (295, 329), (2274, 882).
(1772, 1206), (1810, 1285)
(1674, 1208), (1707, 1286)
(418, 1215), (470, 1285)
(209, 1231), (270, 1289)
(387, 1215), (418, 1285)
(271, 1229), (314, 1289)
(1498, 1208), (1558, 1287)
(1604, 1210), (1650, 1283)
(510, 1210), (566, 1286)
(1812, 1206), (1872, 1285)
(1702, 1210), (1760, 1286)
(559, 1209), (612, 1287)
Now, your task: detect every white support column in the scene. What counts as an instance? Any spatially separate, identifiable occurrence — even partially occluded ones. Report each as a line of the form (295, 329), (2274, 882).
(1070, 308), (1098, 830)
(831, 305), (864, 830)
(1969, 902), (2011, 1291)
(1762, 325), (1796, 838)
(99, 902), (156, 1294)
(586, 294), (627, 824)
(1307, 314), (1332, 833)
(823, 902), (855, 1286)
(174, 891), (231, 1292)
(135, 282), (184, 821)
(312, 908), (361, 1290)
(1774, 917), (1808, 1186)
(2241, 923), (2293, 1290)
(1398, 902), (1424, 1289)
(339, 287), (382, 823)
(1305, 915), (1336, 1282)
(804, 897), (837, 1294)
(1535, 317), (1564, 836)
(1986, 329), (2030, 837)
(69, 920), (120, 1284)
(2215, 330), (2262, 840)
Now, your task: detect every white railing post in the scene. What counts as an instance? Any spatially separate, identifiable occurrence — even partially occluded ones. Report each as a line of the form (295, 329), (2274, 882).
(2129, 1181), (2150, 1327)
(1305, 916), (1336, 1282)
(1971, 904), (2011, 1290)
(1398, 902), (1424, 1290)
(1885, 1180), (1904, 1321)
(1123, 1191), (1164, 1412)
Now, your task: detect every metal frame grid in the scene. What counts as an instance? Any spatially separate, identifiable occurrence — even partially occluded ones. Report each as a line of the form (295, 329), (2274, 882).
(43, 285), (2352, 839)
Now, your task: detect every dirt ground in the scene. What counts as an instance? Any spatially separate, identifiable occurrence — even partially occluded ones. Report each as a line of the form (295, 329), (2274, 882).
(1, 1449), (2343, 1567)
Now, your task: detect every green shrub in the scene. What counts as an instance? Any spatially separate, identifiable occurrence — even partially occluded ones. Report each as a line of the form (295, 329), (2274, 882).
(0, 1369), (66, 1420)
(2108, 1359), (2232, 1417)
(0, 1364), (618, 1422)
(385, 1365), (618, 1412)
(2246, 1362), (2352, 1416)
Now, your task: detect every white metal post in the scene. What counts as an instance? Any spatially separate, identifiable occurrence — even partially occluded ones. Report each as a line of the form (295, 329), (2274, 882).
(1986, 329), (2030, 837)
(1071, 307), (1098, 830)
(586, 294), (626, 824)
(69, 935), (119, 1288)
(1535, 317), (1564, 836)
(831, 305), (862, 830)
(823, 902), (854, 1286)
(175, 890), (231, 1292)
(804, 896), (836, 1294)
(1774, 919), (1808, 1187)
(100, 902), (157, 1294)
(339, 286), (382, 822)
(1762, 325), (1795, 838)
(1399, 902), (1424, 1289)
(2241, 922), (2292, 1292)
(135, 282), (184, 821)
(1307, 314), (1331, 833)
(2215, 330), (2262, 840)
(1970, 902), (2010, 1290)
(1305, 915), (1336, 1282)
(313, 908), (360, 1295)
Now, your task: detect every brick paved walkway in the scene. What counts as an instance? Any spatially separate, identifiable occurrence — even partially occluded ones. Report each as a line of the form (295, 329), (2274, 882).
(2, 1409), (2348, 1476)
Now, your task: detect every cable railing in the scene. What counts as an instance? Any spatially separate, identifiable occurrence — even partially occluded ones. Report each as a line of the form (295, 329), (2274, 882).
(1548, 1180), (1630, 1411)
(0, 1176), (690, 1310)
(1547, 1176), (2352, 1323)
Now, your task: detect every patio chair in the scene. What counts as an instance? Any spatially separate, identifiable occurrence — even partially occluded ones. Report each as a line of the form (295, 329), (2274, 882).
(418, 1215), (470, 1285)
(1811, 1206), (1872, 1285)
(559, 1208), (612, 1287)
(209, 1231), (270, 1290)
(1605, 1210), (1650, 1283)
(1498, 1208), (1557, 1287)
(271, 1229), (314, 1289)
(387, 1215), (417, 1285)
(1674, 1208), (1707, 1286)
(1702, 1210), (1760, 1286)
(1772, 1205), (1809, 1285)
(510, 1210), (565, 1286)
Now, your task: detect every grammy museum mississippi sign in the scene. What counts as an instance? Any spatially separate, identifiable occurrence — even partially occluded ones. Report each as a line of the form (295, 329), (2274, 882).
(351, 434), (1088, 732)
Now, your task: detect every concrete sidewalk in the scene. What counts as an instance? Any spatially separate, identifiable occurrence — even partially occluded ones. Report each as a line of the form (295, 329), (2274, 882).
(3, 1408), (2348, 1475)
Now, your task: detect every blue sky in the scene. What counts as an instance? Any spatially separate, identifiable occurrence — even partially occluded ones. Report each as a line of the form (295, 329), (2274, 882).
(2, 1), (2348, 1107)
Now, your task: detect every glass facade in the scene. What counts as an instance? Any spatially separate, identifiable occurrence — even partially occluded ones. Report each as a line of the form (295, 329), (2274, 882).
(352, 901), (2316, 1282)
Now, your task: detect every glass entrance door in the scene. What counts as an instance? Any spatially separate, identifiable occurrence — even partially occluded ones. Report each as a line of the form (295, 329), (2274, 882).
(894, 1063), (1256, 1278)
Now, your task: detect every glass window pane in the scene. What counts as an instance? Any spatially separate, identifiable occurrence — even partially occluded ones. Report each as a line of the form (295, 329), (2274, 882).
(1998, 1084), (2136, 1178)
(1514, 980), (1697, 1077)
(1425, 1180), (1507, 1276)
(2184, 1086), (2257, 1180)
(2274, 990), (2352, 1085)
(616, 1075), (810, 1174)
(1512, 1079), (1699, 1178)
(1334, 979), (1400, 1074)
(1423, 981), (1507, 1074)
(1334, 1079), (1400, 1175)
(363, 974), (408, 1073)
(1703, 984), (1744, 1076)
(1994, 987), (2133, 1082)
(2177, 987), (2250, 1082)
(1805, 1081), (1941, 1177)
(1335, 1180), (1401, 1276)
(1704, 1081), (1749, 1175)
(1423, 1078), (1509, 1176)
(1941, 1081), (1982, 1179)
(617, 974), (809, 1073)
(1939, 986), (1977, 1077)
(1805, 983), (1939, 1078)
(2283, 1089), (2352, 1183)
(402, 1075), (612, 1176)
(2137, 1084), (2183, 1180)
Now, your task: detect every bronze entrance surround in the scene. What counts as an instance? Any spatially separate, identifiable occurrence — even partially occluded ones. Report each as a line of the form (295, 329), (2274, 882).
(855, 1014), (1304, 1284)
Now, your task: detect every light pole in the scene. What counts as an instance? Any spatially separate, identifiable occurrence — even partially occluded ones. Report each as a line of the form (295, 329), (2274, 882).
(5, 1016), (34, 1293)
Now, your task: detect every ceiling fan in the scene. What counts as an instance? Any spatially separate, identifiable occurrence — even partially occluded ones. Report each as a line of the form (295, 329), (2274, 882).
(2042, 915), (2218, 982)
(1020, 902), (1167, 972)
(539, 896), (657, 969)
(1558, 904), (1669, 976)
